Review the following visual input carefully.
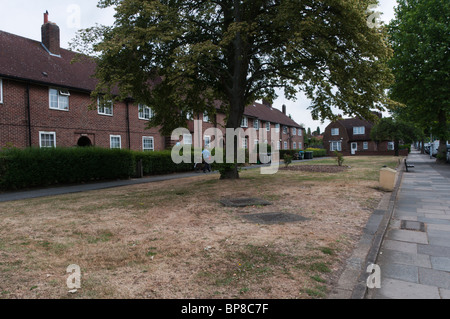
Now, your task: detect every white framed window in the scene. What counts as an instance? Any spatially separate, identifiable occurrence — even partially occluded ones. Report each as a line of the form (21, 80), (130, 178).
(183, 134), (192, 145)
(241, 138), (248, 149)
(139, 104), (153, 120)
(353, 126), (365, 135)
(331, 128), (339, 136)
(49, 88), (69, 111)
(298, 129), (302, 136)
(298, 142), (302, 149)
(292, 128), (297, 135)
(284, 141), (288, 150)
(387, 142), (394, 151)
(276, 141), (280, 150)
(143, 136), (154, 151)
(204, 135), (211, 148)
(0, 78), (3, 104)
(283, 126), (288, 134)
(39, 131), (56, 148)
(275, 124), (280, 133)
(363, 142), (369, 150)
(203, 112), (209, 122)
(110, 135), (122, 149)
(98, 97), (113, 116)
(241, 116), (248, 128)
(330, 141), (342, 152)
(266, 121), (271, 131)
(253, 119), (259, 130)
(293, 142), (297, 149)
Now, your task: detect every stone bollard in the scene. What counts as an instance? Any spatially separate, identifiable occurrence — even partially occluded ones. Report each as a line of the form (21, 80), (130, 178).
(379, 167), (396, 191)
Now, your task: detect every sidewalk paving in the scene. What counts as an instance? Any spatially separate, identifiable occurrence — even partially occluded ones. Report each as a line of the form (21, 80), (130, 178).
(367, 149), (450, 299)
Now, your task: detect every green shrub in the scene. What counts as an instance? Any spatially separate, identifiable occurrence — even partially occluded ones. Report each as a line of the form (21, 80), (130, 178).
(333, 151), (344, 166)
(283, 154), (293, 167)
(133, 150), (194, 176)
(399, 144), (411, 153)
(0, 147), (135, 190)
(305, 148), (327, 157)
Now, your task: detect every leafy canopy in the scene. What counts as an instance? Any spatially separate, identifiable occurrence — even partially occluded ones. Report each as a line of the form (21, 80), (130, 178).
(388, 0), (449, 141)
(72, 0), (394, 135)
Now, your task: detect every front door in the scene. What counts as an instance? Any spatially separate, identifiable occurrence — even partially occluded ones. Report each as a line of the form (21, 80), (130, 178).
(351, 142), (357, 155)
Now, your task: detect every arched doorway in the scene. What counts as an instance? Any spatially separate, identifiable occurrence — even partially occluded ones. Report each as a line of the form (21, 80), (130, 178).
(77, 136), (92, 147)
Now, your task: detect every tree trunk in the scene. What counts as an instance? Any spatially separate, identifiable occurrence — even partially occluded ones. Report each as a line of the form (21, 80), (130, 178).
(436, 110), (448, 164)
(421, 137), (425, 154)
(394, 139), (400, 157)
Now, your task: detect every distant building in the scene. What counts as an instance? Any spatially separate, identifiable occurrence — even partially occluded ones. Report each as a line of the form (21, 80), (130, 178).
(322, 113), (407, 156)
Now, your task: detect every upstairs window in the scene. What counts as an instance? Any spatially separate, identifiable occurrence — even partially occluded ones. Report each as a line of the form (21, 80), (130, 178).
(275, 124), (280, 133)
(283, 126), (288, 134)
(253, 119), (259, 130)
(241, 116), (248, 128)
(331, 128), (339, 136)
(266, 121), (271, 131)
(139, 104), (153, 120)
(203, 112), (209, 122)
(98, 97), (113, 116)
(292, 127), (297, 135)
(353, 126), (365, 135)
(298, 129), (302, 136)
(183, 134), (192, 145)
(49, 88), (69, 111)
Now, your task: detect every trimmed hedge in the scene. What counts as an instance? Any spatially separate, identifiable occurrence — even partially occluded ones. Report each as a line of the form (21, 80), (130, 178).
(133, 150), (194, 176)
(305, 148), (327, 157)
(0, 147), (135, 190)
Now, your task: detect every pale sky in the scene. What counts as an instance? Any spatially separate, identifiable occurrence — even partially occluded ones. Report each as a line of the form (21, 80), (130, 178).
(0, 0), (398, 131)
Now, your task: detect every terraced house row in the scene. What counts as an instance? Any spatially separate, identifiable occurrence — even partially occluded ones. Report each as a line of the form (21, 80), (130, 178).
(0, 13), (304, 152)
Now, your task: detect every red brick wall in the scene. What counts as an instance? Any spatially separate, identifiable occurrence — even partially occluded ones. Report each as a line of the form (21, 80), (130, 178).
(0, 78), (304, 152)
(0, 79), (166, 150)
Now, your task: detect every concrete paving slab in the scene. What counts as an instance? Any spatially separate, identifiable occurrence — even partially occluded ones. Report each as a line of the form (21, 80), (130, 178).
(382, 239), (417, 254)
(378, 249), (431, 268)
(374, 278), (440, 299)
(419, 268), (450, 289)
(387, 229), (428, 244)
(430, 256), (450, 272)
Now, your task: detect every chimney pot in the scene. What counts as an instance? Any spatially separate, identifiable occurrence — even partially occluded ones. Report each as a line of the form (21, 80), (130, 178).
(282, 104), (286, 115)
(44, 11), (49, 24)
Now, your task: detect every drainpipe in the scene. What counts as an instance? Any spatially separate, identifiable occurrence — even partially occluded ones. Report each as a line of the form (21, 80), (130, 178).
(125, 100), (131, 150)
(26, 83), (32, 147)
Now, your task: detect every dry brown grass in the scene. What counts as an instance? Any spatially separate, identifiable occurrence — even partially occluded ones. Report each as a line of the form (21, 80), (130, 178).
(0, 156), (400, 299)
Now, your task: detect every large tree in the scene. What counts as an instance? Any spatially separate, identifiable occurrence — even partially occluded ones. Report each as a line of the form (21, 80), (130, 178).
(72, 0), (394, 178)
(388, 0), (450, 162)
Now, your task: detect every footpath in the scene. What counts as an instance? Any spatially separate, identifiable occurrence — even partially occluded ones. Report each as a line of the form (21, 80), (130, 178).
(330, 149), (450, 299)
(366, 149), (450, 298)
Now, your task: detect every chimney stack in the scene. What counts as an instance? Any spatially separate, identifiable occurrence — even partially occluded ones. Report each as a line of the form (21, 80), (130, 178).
(262, 99), (272, 108)
(282, 104), (286, 115)
(41, 11), (61, 56)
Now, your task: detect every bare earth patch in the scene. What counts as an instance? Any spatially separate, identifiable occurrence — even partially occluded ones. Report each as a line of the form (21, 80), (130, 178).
(0, 156), (400, 299)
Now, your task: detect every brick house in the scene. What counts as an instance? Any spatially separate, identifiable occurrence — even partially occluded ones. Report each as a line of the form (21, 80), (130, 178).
(323, 114), (407, 156)
(0, 13), (303, 152)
